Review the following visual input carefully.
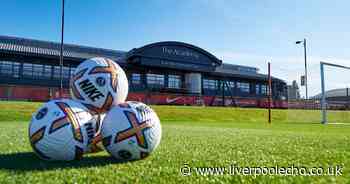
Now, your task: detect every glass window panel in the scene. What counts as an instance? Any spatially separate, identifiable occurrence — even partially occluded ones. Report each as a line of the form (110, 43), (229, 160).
(132, 73), (141, 85)
(203, 79), (217, 90)
(147, 74), (164, 87)
(43, 65), (52, 79)
(53, 66), (61, 79)
(237, 82), (250, 93)
(0, 61), (13, 76)
(256, 84), (260, 94)
(62, 66), (70, 79)
(168, 75), (181, 89)
(261, 85), (268, 94)
(224, 81), (235, 91)
(12, 62), (20, 78)
(33, 64), (43, 78)
(70, 67), (76, 78)
(23, 63), (33, 78)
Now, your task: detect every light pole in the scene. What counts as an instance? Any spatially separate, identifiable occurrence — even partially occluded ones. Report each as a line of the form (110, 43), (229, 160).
(296, 38), (308, 100)
(59, 0), (65, 97)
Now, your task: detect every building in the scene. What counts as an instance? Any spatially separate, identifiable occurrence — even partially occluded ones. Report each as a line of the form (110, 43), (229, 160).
(0, 35), (287, 107)
(287, 80), (301, 100)
(310, 88), (350, 110)
(313, 88), (350, 101)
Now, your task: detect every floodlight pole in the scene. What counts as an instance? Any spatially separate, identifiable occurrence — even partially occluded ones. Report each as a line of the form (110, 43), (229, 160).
(59, 0), (65, 97)
(303, 38), (308, 100)
(296, 38), (308, 100)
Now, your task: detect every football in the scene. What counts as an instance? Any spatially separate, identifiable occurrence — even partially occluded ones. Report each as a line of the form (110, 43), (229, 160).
(70, 57), (129, 114)
(28, 99), (100, 161)
(87, 113), (106, 153)
(101, 101), (162, 161)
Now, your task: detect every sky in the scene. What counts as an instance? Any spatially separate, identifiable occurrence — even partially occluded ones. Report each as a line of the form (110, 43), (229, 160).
(1, 0), (350, 97)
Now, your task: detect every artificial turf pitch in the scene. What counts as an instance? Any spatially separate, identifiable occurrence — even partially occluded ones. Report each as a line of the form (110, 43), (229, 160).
(0, 101), (349, 183)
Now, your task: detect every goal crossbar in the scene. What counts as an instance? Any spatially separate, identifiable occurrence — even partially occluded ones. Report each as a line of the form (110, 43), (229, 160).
(320, 61), (350, 124)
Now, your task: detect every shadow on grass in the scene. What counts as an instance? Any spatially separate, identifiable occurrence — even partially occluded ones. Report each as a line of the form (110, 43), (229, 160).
(0, 152), (127, 171)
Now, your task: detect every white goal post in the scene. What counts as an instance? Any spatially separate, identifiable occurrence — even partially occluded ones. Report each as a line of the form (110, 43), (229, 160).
(320, 61), (350, 124)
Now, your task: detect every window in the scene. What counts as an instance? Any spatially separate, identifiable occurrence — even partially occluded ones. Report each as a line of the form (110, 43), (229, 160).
(12, 62), (20, 78)
(0, 61), (20, 78)
(261, 85), (268, 95)
(168, 75), (181, 89)
(237, 82), (250, 93)
(53, 66), (61, 79)
(203, 79), (217, 90)
(62, 66), (70, 79)
(43, 65), (52, 79)
(0, 61), (14, 76)
(23, 63), (33, 78)
(131, 73), (141, 85)
(256, 84), (260, 94)
(147, 74), (164, 87)
(33, 64), (44, 78)
(70, 67), (76, 78)
(225, 81), (235, 91)
(53, 66), (71, 79)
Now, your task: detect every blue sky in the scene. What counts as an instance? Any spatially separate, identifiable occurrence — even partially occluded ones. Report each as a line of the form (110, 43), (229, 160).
(1, 0), (350, 96)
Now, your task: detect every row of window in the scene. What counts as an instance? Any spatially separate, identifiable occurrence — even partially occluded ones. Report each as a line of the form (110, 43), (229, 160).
(0, 61), (75, 80)
(203, 79), (251, 93)
(131, 73), (182, 89)
(132, 75), (265, 93)
(0, 61), (268, 94)
(0, 61), (20, 78)
(203, 79), (268, 94)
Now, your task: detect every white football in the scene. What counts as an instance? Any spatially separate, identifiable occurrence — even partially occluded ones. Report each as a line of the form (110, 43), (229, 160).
(70, 57), (128, 114)
(28, 99), (100, 161)
(101, 101), (162, 161)
(88, 113), (107, 153)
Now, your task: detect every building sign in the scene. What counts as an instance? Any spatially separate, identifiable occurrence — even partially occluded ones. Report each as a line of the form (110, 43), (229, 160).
(160, 60), (198, 69)
(140, 58), (209, 71)
(162, 46), (200, 59)
(126, 42), (222, 72)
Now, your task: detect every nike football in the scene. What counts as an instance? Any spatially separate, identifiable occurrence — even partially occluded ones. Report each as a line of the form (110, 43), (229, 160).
(70, 57), (128, 114)
(101, 101), (162, 161)
(28, 99), (100, 161)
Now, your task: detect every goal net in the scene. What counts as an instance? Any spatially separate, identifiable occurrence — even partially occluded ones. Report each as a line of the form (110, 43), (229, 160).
(319, 62), (350, 124)
(268, 60), (350, 124)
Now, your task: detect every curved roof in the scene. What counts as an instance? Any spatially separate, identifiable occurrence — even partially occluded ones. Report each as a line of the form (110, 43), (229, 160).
(0, 35), (285, 83)
(126, 41), (222, 66)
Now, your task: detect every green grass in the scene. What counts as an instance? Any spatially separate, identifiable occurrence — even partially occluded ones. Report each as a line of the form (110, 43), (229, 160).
(0, 101), (350, 183)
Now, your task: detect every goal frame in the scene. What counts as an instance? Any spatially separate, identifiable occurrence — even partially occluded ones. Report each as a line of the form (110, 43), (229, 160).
(320, 61), (350, 124)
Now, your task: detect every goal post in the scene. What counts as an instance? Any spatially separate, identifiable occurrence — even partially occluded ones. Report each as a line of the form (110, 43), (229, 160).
(320, 61), (350, 124)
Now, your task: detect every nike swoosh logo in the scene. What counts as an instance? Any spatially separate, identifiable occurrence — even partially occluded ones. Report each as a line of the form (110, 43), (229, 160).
(166, 97), (182, 103)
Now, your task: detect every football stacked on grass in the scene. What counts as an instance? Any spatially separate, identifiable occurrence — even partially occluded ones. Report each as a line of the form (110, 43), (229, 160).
(28, 99), (100, 161)
(101, 101), (162, 161)
(70, 57), (128, 114)
(28, 57), (161, 162)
